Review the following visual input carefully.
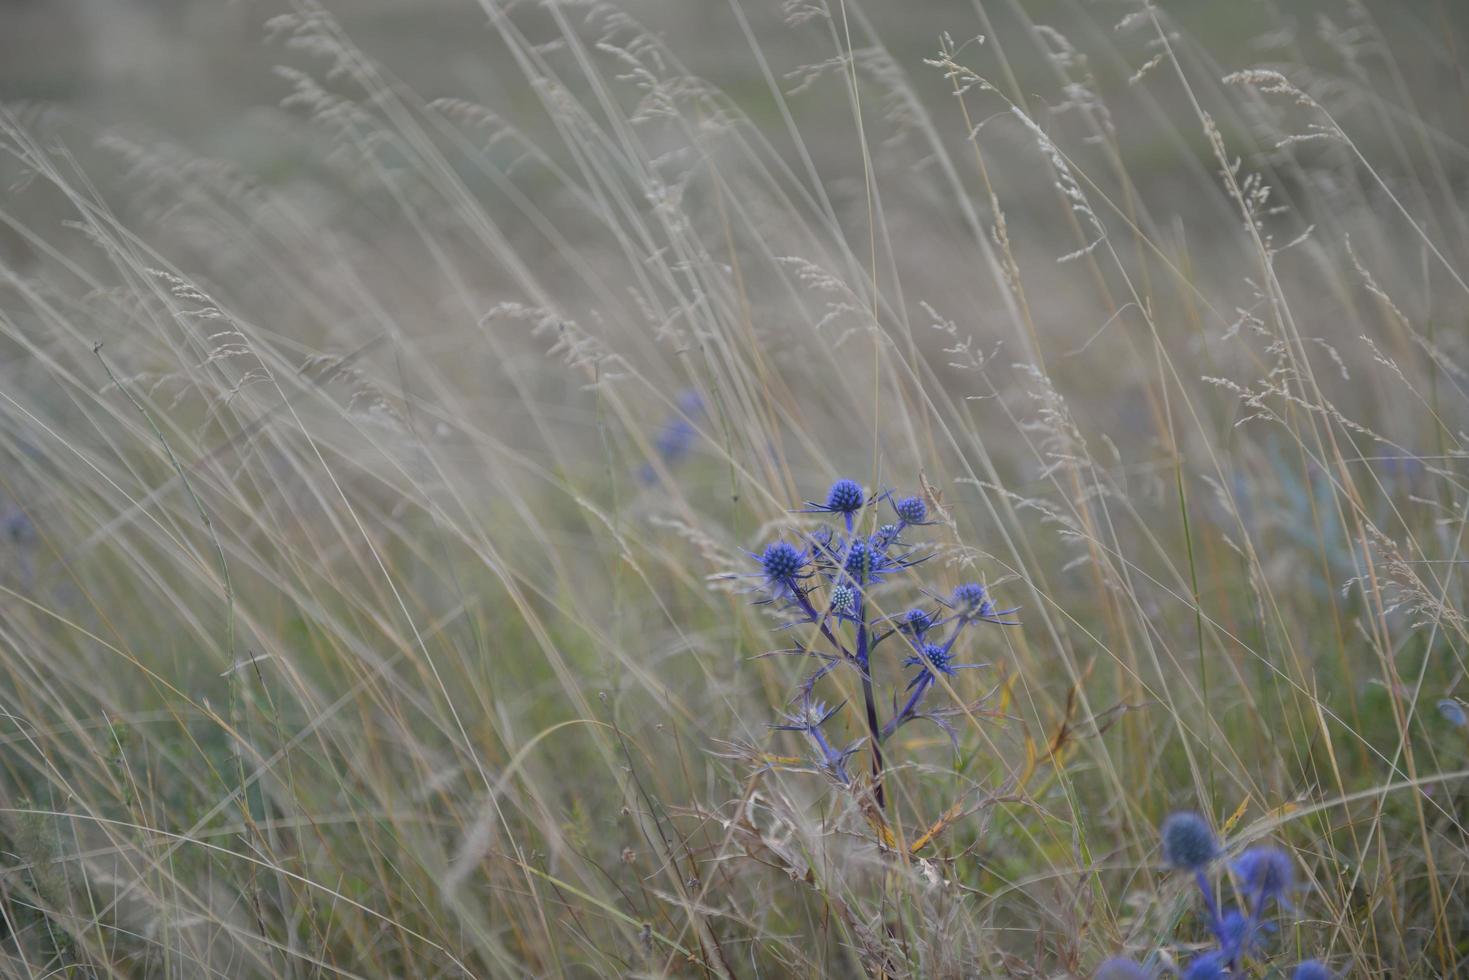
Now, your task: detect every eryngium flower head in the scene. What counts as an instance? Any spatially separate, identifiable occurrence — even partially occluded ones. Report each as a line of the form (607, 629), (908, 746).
(902, 608), (933, 637)
(824, 479), (863, 515)
(1095, 959), (1151, 980)
(759, 541), (806, 596)
(1293, 961), (1333, 980)
(894, 494), (927, 525)
(942, 582), (1019, 626)
(829, 585), (856, 618)
(1438, 698), (1468, 727)
(1233, 845), (1294, 906)
(1181, 952), (1226, 980)
(950, 581), (1010, 623)
(905, 642), (953, 676)
(952, 582), (986, 612)
(1161, 811), (1217, 871)
(844, 537), (892, 586)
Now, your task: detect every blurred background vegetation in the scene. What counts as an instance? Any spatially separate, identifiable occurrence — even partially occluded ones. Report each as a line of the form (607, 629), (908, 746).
(4, 0), (1469, 976)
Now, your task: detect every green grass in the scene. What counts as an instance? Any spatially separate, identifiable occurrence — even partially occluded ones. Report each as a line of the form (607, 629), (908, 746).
(2, 0), (1469, 976)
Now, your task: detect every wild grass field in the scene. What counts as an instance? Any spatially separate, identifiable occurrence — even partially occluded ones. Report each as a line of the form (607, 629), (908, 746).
(2, 0), (1468, 976)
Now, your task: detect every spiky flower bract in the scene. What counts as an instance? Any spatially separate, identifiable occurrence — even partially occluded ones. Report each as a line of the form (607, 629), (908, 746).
(1161, 811), (1218, 871)
(771, 700), (858, 784)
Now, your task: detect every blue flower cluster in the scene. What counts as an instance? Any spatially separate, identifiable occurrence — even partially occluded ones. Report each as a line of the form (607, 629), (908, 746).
(1097, 812), (1336, 977)
(750, 478), (1016, 804)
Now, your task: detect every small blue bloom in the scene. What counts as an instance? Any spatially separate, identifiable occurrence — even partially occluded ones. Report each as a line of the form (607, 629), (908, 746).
(637, 389), (704, 484)
(1292, 960), (1333, 980)
(1233, 845), (1294, 908)
(829, 585), (857, 619)
(944, 581), (1020, 624)
(1437, 698), (1467, 728)
(844, 538), (869, 583)
(901, 608), (933, 638)
(825, 479), (864, 515)
(3, 505), (35, 545)
(952, 581), (986, 612)
(903, 639), (985, 691)
(758, 541), (807, 596)
(1181, 951), (1227, 980)
(1161, 812), (1218, 871)
(843, 537), (894, 587)
(906, 642), (953, 677)
(894, 495), (927, 525)
(654, 417), (696, 458)
(1094, 958), (1151, 980)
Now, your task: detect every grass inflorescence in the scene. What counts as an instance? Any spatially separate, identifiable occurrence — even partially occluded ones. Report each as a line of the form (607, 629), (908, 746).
(1, 0), (1467, 976)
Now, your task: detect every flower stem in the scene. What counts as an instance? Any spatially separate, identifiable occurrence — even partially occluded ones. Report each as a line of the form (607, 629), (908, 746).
(856, 601), (885, 809)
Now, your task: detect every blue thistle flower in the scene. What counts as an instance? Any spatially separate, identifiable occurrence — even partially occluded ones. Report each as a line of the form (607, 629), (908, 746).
(825, 478), (864, 515)
(906, 641), (953, 677)
(1094, 958), (1151, 980)
(901, 638), (986, 694)
(758, 541), (807, 597)
(3, 505), (35, 546)
(1161, 812), (1218, 871)
(843, 537), (868, 582)
(842, 537), (894, 588)
(801, 478), (866, 529)
(1437, 698), (1467, 727)
(1181, 951), (1227, 980)
(1293, 960), (1333, 980)
(952, 581), (986, 612)
(901, 607), (933, 639)
(654, 416), (696, 460)
(893, 494), (927, 526)
(829, 585), (857, 619)
(1233, 845), (1294, 909)
(944, 581), (1020, 625)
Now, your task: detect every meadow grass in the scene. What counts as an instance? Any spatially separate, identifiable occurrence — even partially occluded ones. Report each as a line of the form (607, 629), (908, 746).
(1, 0), (1467, 975)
